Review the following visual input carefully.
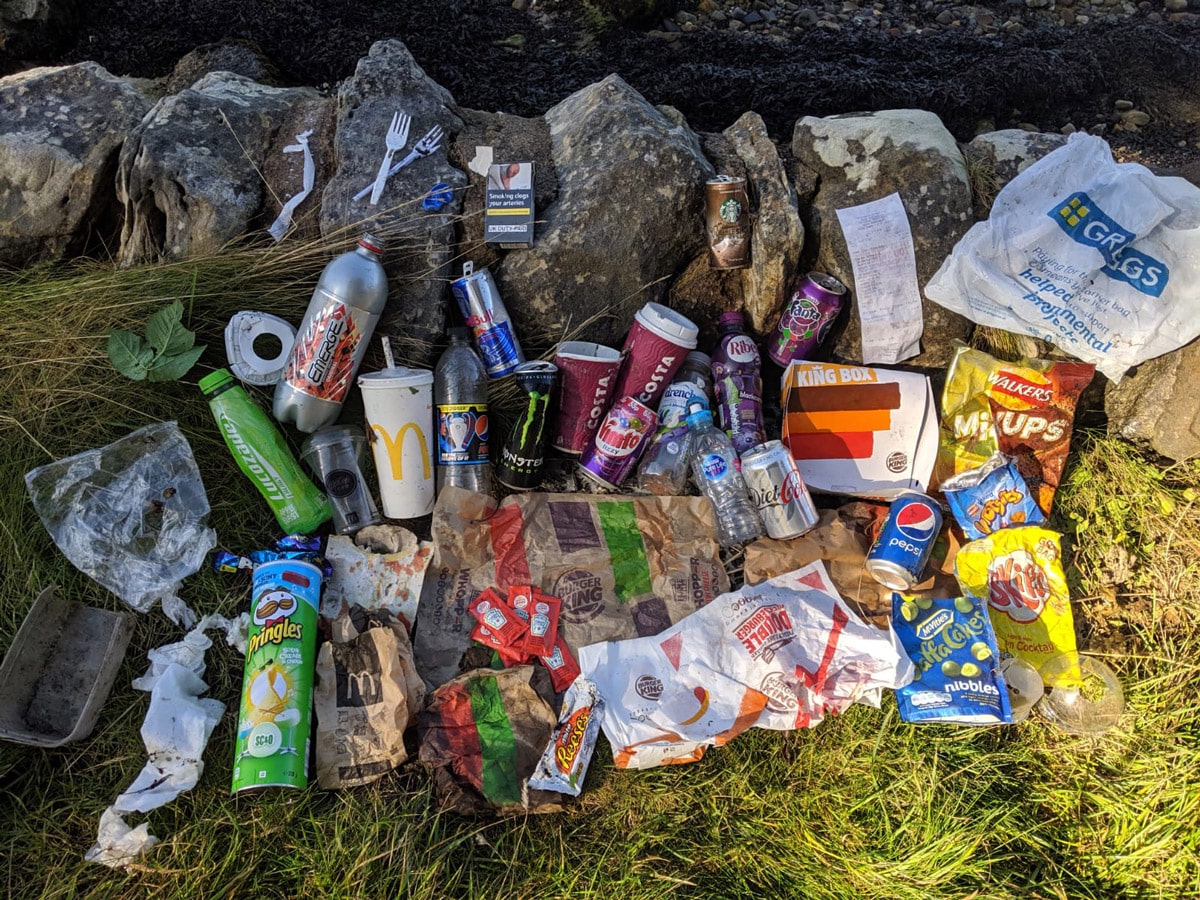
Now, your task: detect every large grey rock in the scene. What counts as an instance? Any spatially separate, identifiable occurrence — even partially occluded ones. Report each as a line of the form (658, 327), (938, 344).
(495, 74), (713, 350)
(0, 63), (151, 267)
(1106, 339), (1200, 461)
(792, 109), (974, 368)
(670, 111), (803, 340)
(965, 129), (1068, 217)
(320, 40), (466, 364)
(0, 0), (73, 30)
(117, 72), (330, 264)
(166, 41), (281, 94)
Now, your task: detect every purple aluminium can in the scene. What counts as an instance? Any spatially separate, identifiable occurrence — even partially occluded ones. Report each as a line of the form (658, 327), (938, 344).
(740, 440), (819, 540)
(451, 261), (526, 378)
(578, 396), (658, 489)
(706, 176), (751, 269)
(768, 272), (847, 366)
(865, 491), (944, 591)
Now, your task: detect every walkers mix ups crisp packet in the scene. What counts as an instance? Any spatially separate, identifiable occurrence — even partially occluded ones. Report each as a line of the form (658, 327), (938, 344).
(941, 453), (1046, 540)
(954, 526), (1077, 685)
(891, 593), (1012, 725)
(936, 345), (1094, 514)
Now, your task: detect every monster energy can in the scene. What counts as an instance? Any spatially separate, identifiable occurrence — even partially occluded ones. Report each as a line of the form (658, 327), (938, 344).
(232, 559), (322, 793)
(496, 360), (558, 490)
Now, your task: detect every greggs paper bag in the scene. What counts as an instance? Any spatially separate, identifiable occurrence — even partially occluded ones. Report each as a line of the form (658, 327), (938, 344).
(782, 362), (938, 499)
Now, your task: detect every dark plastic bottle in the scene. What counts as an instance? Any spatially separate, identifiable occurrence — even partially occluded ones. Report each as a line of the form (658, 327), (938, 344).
(711, 311), (766, 455)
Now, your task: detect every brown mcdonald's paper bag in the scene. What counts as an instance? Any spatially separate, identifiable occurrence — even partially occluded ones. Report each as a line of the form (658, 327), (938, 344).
(414, 487), (729, 690)
(313, 609), (425, 789)
(743, 503), (961, 628)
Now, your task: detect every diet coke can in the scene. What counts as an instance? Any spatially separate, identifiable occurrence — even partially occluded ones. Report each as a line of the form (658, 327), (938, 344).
(740, 440), (819, 540)
(578, 396), (658, 489)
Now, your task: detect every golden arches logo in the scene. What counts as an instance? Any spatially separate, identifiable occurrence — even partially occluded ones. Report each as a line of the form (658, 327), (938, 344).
(372, 421), (432, 481)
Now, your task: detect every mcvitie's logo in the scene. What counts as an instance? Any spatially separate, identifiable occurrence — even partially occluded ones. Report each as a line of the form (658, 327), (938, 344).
(1048, 193), (1168, 297)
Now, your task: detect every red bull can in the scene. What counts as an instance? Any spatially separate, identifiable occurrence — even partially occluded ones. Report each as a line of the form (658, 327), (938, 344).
(865, 492), (943, 590)
(740, 440), (819, 540)
(451, 261), (526, 378)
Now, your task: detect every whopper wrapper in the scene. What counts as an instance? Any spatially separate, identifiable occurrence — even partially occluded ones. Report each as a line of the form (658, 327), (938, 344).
(578, 561), (914, 770)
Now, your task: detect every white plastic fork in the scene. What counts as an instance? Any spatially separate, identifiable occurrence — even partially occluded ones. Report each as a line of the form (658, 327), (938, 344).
(367, 111), (411, 206)
(353, 124), (445, 203)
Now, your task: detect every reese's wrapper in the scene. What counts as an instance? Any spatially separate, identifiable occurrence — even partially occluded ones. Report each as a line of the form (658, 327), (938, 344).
(954, 526), (1077, 685)
(528, 677), (602, 796)
(941, 453), (1045, 540)
(892, 593), (1012, 725)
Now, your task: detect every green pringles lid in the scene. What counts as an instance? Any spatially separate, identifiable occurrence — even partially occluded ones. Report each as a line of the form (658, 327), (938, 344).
(199, 368), (235, 396)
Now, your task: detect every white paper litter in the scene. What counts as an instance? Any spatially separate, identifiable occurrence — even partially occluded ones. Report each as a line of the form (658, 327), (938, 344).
(87, 614), (242, 868)
(835, 192), (924, 364)
(320, 525), (433, 629)
(578, 561), (913, 770)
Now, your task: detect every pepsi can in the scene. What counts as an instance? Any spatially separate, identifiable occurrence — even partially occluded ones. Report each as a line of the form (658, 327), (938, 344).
(865, 491), (943, 590)
(451, 261), (526, 378)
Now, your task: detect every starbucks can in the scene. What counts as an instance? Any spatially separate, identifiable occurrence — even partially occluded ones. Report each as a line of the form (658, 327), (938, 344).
(232, 559), (322, 793)
(705, 175), (751, 269)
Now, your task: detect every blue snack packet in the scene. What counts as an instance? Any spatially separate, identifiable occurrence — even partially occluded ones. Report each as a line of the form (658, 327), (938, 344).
(892, 593), (1012, 725)
(940, 452), (1045, 540)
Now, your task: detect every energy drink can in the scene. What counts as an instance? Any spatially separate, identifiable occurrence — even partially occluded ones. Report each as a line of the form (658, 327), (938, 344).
(768, 272), (847, 366)
(451, 261), (526, 378)
(497, 360), (557, 490)
(865, 492), (944, 591)
(705, 176), (751, 269)
(232, 559), (322, 793)
(578, 395), (658, 489)
(740, 440), (819, 540)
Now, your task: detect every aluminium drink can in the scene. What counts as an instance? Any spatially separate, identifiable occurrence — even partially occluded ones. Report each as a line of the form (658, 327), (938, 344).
(578, 395), (658, 489)
(865, 491), (944, 591)
(740, 440), (819, 539)
(705, 176), (751, 269)
(497, 360), (557, 490)
(451, 261), (526, 378)
(232, 559), (322, 793)
(768, 272), (847, 366)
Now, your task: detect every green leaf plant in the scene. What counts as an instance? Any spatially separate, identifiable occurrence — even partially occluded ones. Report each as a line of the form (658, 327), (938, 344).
(106, 299), (206, 382)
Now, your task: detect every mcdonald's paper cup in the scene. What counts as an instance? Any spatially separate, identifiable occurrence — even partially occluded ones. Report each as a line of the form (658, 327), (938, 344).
(552, 341), (622, 454)
(358, 366), (435, 519)
(611, 303), (699, 411)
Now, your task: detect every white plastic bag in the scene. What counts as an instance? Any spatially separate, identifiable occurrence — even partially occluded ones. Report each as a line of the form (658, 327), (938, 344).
(926, 134), (1200, 381)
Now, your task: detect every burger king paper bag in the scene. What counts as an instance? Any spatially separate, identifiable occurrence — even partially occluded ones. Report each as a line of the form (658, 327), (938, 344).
(782, 362), (938, 500)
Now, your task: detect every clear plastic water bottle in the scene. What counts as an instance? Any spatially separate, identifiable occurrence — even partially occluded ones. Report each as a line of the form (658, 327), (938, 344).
(274, 233), (389, 433)
(637, 351), (712, 495)
(687, 406), (765, 547)
(435, 328), (491, 495)
(711, 310), (765, 455)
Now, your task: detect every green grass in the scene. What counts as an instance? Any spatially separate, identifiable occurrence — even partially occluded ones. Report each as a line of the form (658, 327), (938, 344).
(2, 245), (1199, 899)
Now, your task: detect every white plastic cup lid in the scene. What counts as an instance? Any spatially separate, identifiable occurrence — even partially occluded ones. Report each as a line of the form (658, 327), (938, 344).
(357, 366), (434, 389)
(635, 302), (699, 348)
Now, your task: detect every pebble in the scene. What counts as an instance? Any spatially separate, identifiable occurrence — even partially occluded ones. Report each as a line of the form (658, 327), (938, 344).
(511, 0), (527, 9)
(1123, 109), (1152, 126)
(1165, 0), (1186, 10)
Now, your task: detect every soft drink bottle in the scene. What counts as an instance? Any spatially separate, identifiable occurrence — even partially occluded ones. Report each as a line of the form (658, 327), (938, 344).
(200, 368), (331, 534)
(711, 311), (765, 455)
(274, 233), (389, 433)
(636, 351), (712, 495)
(435, 328), (492, 495)
(687, 406), (764, 547)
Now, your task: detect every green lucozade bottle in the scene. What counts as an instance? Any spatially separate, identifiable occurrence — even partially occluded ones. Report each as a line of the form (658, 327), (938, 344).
(200, 369), (331, 534)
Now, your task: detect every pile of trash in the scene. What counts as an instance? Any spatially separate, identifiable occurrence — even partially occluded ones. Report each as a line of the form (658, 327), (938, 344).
(8, 131), (1199, 868)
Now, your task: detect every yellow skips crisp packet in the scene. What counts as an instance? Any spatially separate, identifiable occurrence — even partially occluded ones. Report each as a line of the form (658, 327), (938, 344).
(954, 526), (1078, 686)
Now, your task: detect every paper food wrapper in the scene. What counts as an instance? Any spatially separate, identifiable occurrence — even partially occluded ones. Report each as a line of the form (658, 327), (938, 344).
(743, 503), (962, 628)
(418, 665), (563, 815)
(578, 561), (914, 770)
(313, 610), (425, 790)
(782, 362), (938, 500)
(322, 525), (433, 632)
(414, 487), (729, 690)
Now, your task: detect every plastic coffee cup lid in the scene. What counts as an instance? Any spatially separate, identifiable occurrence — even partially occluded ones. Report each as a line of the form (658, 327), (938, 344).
(357, 365), (434, 389)
(556, 341), (621, 361)
(636, 302), (699, 348)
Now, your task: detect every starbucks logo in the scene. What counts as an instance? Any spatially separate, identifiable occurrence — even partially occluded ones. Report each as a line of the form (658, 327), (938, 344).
(719, 198), (742, 223)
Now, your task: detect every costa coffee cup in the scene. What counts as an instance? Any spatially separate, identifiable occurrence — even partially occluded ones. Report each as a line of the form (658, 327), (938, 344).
(552, 341), (622, 454)
(610, 303), (699, 412)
